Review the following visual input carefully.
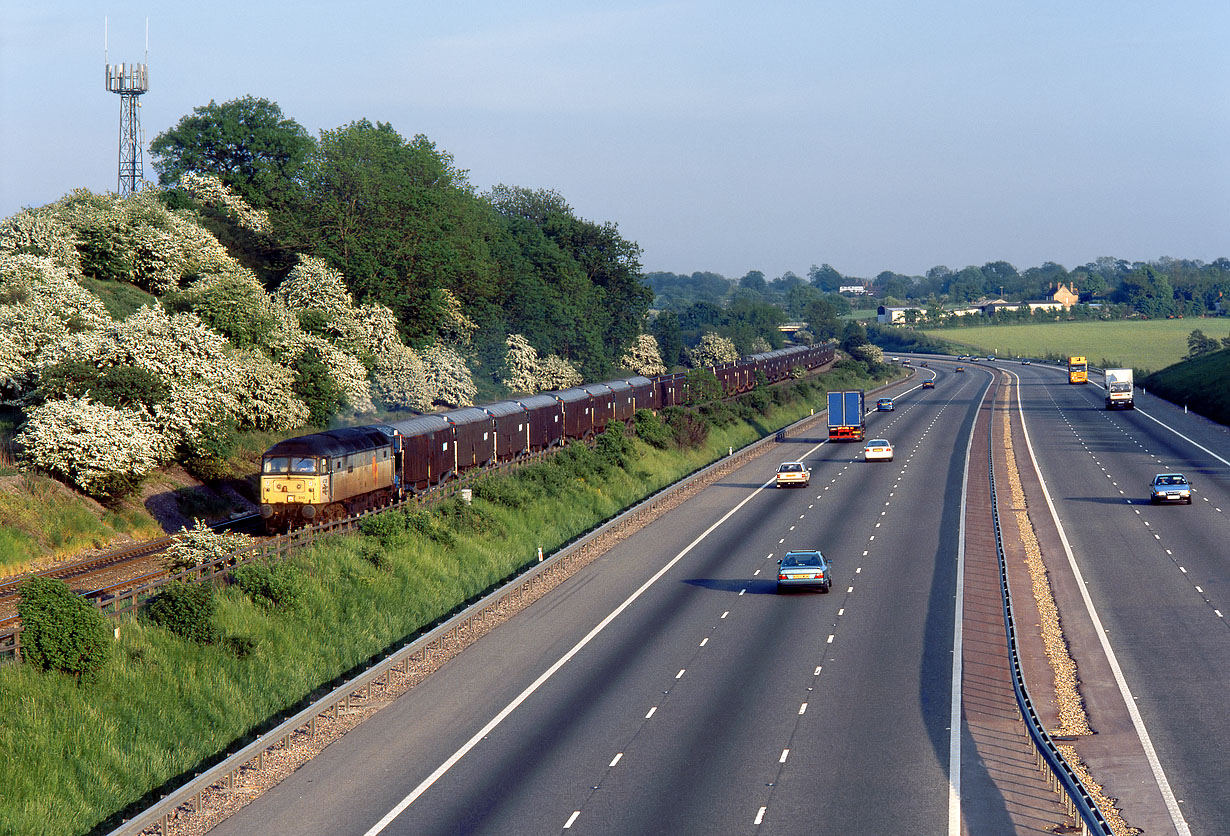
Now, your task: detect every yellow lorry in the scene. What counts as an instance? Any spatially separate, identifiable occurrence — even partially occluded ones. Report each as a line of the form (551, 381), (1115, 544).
(1068, 356), (1088, 384)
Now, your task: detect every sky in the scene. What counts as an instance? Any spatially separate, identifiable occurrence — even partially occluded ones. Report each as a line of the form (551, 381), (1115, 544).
(2, 1), (1228, 280)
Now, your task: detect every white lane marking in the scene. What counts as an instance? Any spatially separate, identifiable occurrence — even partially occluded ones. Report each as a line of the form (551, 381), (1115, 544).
(645, 706), (657, 719)
(1133, 405), (1230, 467)
(798, 703), (808, 715)
(753, 569), (761, 576)
(722, 611), (729, 619)
(947, 374), (983, 836)
(609, 753), (622, 767)
(1010, 370), (1192, 836)
(676, 669), (686, 679)
(739, 589), (747, 596)
(814, 666), (822, 675)
(700, 637), (708, 647)
(826, 634), (834, 644)
(564, 811), (580, 829)
(754, 807), (766, 825)
(361, 461), (794, 836)
(847, 587), (853, 593)
(838, 608), (845, 616)
(856, 568), (862, 574)
(779, 749), (790, 763)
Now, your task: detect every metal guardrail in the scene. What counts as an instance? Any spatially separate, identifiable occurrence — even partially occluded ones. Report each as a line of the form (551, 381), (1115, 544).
(987, 393), (1113, 834)
(100, 400), (843, 835)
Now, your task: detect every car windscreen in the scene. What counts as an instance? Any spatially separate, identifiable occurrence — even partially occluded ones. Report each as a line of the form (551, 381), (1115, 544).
(782, 554), (821, 567)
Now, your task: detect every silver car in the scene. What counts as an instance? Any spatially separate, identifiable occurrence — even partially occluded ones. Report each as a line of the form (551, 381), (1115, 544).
(1150, 473), (1192, 505)
(776, 550), (833, 593)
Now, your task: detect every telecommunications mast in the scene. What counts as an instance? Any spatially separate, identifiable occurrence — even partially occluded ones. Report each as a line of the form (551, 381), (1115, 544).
(104, 17), (150, 197)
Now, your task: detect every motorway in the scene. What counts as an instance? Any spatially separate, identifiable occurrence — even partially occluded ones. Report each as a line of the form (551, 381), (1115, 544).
(1004, 360), (1230, 835)
(206, 358), (1229, 836)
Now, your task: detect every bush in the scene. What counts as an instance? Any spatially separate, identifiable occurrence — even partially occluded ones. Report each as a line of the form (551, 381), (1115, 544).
(663, 407), (709, 449)
(141, 581), (217, 644)
(595, 422), (634, 470)
(231, 561), (300, 610)
(182, 420), (238, 482)
(632, 408), (672, 449)
(16, 576), (110, 682)
(293, 345), (343, 426)
(472, 472), (538, 508)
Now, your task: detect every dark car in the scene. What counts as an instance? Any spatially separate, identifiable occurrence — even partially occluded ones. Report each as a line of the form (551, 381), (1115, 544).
(776, 550), (833, 593)
(876, 398), (894, 411)
(955, 366), (965, 373)
(922, 379), (935, 388)
(920, 361), (928, 367)
(1150, 473), (1192, 505)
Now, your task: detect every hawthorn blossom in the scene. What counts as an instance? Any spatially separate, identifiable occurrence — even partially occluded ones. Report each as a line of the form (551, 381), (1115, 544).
(618, 334), (666, 376)
(687, 333), (739, 368)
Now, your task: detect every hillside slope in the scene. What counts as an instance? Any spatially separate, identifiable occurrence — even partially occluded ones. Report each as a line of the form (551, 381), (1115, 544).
(1142, 348), (1230, 426)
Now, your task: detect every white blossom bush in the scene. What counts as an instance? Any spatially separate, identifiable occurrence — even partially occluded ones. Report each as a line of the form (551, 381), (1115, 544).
(0, 253), (112, 403)
(618, 334), (666, 376)
(301, 335), (374, 414)
(164, 518), (255, 572)
(537, 354), (583, 390)
(500, 334), (540, 393)
(178, 172), (271, 234)
(434, 288), (477, 345)
(229, 349), (310, 430)
(687, 333), (739, 368)
(371, 346), (432, 411)
(792, 329), (814, 345)
(357, 302), (405, 357)
(16, 396), (159, 498)
(422, 343), (476, 407)
(848, 342), (884, 365)
(749, 336), (771, 354)
(277, 256), (370, 351)
(0, 202), (83, 272)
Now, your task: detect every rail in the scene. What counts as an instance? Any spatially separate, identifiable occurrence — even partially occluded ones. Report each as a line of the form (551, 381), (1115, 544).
(99, 390), (841, 835)
(987, 376), (1113, 834)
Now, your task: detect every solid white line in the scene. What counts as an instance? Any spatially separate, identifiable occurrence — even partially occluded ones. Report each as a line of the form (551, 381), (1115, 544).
(1134, 404), (1230, 467)
(947, 375), (982, 835)
(361, 434), (814, 836)
(1010, 370), (1192, 835)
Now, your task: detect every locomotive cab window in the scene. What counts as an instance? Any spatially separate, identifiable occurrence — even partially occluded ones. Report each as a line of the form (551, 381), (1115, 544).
(292, 457), (317, 474)
(263, 457), (290, 474)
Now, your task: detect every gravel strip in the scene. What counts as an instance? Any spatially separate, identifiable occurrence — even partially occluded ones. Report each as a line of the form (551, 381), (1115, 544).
(136, 423), (807, 836)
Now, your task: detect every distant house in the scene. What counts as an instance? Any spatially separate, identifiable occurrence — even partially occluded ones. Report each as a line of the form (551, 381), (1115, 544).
(981, 301), (1021, 315)
(839, 285), (871, 295)
(1050, 282), (1079, 308)
(877, 305), (925, 325)
(778, 321), (808, 334)
(1024, 300), (1064, 313)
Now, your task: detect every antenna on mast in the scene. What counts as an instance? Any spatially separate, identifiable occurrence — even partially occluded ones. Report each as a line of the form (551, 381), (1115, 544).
(104, 18), (150, 197)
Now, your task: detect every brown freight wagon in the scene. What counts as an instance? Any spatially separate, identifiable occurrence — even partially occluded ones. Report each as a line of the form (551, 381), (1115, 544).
(482, 400), (530, 462)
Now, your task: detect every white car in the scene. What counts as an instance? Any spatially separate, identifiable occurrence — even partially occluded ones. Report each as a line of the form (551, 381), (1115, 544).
(775, 461), (811, 488)
(863, 439), (894, 462)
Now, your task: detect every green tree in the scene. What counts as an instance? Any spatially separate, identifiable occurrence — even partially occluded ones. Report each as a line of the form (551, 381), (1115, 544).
(149, 96), (313, 209)
(808, 263), (844, 292)
(1187, 329), (1220, 357)
(650, 310), (684, 368)
(17, 576), (110, 682)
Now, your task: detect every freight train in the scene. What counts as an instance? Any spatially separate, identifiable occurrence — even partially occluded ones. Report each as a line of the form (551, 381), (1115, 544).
(259, 342), (835, 532)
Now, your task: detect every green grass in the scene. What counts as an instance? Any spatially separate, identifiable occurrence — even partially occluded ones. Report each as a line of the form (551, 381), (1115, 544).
(0, 367), (900, 836)
(919, 319), (1230, 375)
(1142, 348), (1230, 425)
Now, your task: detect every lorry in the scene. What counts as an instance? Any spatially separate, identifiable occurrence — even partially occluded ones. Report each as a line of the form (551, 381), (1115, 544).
(1104, 368), (1134, 409)
(827, 390), (866, 441)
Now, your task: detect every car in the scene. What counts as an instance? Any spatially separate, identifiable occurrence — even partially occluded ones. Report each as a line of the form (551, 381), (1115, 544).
(955, 366), (965, 373)
(902, 358), (911, 365)
(922, 379), (935, 388)
(986, 355), (994, 361)
(1021, 359), (1031, 365)
(892, 356), (900, 362)
(776, 550), (832, 593)
(876, 398), (894, 412)
(920, 361), (928, 367)
(863, 438), (893, 461)
(775, 461), (811, 488)
(1150, 473), (1192, 505)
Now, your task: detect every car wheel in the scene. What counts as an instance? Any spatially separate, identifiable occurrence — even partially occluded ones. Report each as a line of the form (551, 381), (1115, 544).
(821, 581), (831, 593)
(1187, 497), (1193, 505)
(1150, 496), (1158, 505)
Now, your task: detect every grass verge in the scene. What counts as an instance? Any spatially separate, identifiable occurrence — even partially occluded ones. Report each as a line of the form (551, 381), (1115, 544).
(0, 367), (894, 836)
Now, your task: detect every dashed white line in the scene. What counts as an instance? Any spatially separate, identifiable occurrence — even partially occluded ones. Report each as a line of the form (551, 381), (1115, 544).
(754, 807), (766, 825)
(609, 753), (623, 767)
(564, 811), (580, 829)
(798, 703), (808, 715)
(645, 706), (657, 719)
(699, 637), (708, 647)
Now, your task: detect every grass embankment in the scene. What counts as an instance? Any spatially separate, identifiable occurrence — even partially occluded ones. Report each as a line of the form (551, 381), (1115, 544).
(0, 363), (893, 836)
(1142, 348), (1230, 425)
(919, 319), (1230, 374)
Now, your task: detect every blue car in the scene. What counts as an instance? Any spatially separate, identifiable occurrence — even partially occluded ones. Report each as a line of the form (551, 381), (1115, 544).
(876, 398), (894, 411)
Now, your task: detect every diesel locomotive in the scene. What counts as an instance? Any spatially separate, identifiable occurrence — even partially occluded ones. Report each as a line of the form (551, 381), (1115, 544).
(259, 342), (835, 532)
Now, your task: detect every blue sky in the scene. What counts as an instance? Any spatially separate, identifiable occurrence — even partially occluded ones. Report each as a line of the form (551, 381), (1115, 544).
(2, 1), (1227, 279)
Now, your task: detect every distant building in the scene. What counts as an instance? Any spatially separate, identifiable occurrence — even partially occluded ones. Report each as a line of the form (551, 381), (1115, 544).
(877, 305), (925, 325)
(1050, 282), (1079, 308)
(778, 322), (808, 333)
(839, 285), (871, 295)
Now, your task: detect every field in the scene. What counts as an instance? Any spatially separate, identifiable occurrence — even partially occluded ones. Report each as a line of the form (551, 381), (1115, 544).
(920, 319), (1230, 374)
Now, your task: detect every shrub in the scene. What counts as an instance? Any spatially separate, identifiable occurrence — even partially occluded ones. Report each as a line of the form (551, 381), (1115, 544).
(472, 472), (538, 508)
(663, 407), (709, 449)
(182, 420), (238, 482)
(293, 344), (343, 425)
(164, 519), (254, 572)
(231, 561), (300, 610)
(683, 368), (722, 404)
(595, 422), (634, 470)
(632, 408), (672, 449)
(141, 581), (217, 644)
(16, 576), (110, 682)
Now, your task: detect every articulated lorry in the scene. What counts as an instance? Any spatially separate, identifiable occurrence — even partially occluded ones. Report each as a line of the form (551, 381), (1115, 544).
(1105, 368), (1134, 409)
(827, 390), (866, 441)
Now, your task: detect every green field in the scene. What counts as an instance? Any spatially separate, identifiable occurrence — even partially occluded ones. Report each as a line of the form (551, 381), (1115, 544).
(920, 319), (1230, 374)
